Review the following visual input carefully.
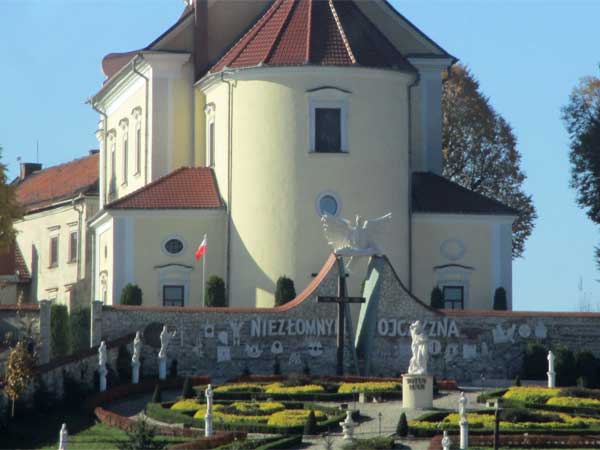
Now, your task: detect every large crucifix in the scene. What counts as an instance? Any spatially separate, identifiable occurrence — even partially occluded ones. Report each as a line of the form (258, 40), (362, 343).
(318, 257), (365, 375)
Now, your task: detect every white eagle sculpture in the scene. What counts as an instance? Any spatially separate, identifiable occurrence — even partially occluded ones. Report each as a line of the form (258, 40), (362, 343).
(320, 212), (392, 257)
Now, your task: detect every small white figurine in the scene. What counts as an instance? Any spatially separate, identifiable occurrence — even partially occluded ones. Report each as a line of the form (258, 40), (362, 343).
(158, 325), (176, 359)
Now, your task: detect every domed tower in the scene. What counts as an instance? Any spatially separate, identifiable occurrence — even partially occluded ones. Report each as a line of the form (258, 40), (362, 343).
(198, 0), (454, 306)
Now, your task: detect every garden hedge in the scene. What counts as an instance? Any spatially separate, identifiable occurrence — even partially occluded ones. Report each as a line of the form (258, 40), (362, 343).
(166, 431), (247, 450)
(427, 433), (600, 449)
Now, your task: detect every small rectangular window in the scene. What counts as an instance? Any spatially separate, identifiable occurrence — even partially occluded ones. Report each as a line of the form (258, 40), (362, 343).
(208, 121), (215, 166)
(315, 108), (342, 152)
(135, 127), (142, 175)
(110, 146), (116, 194)
(163, 285), (184, 307)
(68, 231), (78, 262)
(49, 236), (59, 268)
(443, 286), (464, 310)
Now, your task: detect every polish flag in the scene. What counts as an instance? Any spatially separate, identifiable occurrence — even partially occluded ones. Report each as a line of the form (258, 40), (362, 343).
(195, 235), (207, 261)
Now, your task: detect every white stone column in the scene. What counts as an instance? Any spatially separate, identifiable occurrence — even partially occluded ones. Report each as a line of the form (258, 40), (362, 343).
(158, 356), (167, 380)
(460, 418), (469, 449)
(547, 350), (556, 388)
(98, 341), (107, 392)
(442, 430), (451, 450)
(58, 423), (68, 450)
(205, 384), (214, 437)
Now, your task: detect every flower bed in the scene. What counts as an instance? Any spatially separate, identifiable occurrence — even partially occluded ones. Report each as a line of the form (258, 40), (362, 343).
(502, 387), (561, 404)
(547, 396), (600, 409)
(338, 381), (401, 394)
(148, 401), (344, 435)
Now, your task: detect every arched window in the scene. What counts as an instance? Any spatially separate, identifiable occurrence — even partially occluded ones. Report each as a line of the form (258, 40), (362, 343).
(205, 104), (216, 167)
(119, 118), (129, 185)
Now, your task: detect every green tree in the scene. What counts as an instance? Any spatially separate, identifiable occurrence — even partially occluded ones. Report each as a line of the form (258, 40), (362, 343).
(151, 385), (162, 403)
(521, 343), (547, 380)
(5, 341), (35, 417)
(304, 410), (317, 435)
(275, 276), (296, 306)
(555, 347), (577, 387)
(396, 412), (408, 437)
(442, 65), (536, 258)
(181, 377), (195, 399)
(493, 287), (508, 310)
(0, 145), (23, 252)
(116, 345), (132, 382)
(120, 284), (143, 306)
(561, 71), (600, 267)
(205, 275), (227, 307)
(116, 418), (165, 450)
(51, 304), (72, 358)
(430, 287), (444, 309)
(575, 350), (598, 388)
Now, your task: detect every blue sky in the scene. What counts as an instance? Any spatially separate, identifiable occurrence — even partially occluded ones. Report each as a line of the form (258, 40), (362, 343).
(1, 0), (599, 311)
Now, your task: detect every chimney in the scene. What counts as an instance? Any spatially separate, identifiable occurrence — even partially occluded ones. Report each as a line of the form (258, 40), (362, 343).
(89, 149), (100, 156)
(194, 0), (209, 80)
(20, 162), (42, 180)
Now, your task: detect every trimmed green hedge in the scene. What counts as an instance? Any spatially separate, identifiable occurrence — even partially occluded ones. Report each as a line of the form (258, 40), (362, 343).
(207, 390), (401, 402)
(146, 402), (344, 435)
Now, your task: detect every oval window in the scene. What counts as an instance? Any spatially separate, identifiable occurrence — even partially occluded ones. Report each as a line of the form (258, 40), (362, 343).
(319, 195), (338, 216)
(164, 238), (184, 255)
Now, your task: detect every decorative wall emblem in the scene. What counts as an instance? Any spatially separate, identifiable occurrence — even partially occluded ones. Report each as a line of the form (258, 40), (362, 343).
(492, 324), (516, 344)
(228, 320), (244, 346)
(217, 346), (231, 363)
(518, 324), (532, 338)
(270, 341), (284, 355)
(245, 344), (262, 359)
(217, 331), (228, 345)
(440, 239), (466, 261)
(204, 323), (215, 338)
(306, 340), (324, 357)
(535, 322), (547, 339)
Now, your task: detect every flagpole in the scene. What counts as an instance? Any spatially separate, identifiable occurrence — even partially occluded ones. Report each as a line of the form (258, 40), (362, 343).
(202, 234), (207, 306)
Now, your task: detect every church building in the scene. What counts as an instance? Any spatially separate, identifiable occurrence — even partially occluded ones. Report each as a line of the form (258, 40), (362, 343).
(87, 0), (517, 310)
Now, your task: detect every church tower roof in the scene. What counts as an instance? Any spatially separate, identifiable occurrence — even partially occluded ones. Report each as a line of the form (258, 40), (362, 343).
(210, 0), (416, 74)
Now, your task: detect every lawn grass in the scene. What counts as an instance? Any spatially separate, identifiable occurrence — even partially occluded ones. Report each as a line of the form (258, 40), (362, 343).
(1, 409), (188, 450)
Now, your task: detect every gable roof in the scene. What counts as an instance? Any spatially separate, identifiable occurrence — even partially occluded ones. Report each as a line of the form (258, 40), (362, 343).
(0, 243), (31, 283)
(412, 172), (518, 216)
(106, 167), (223, 210)
(210, 0), (415, 73)
(15, 153), (99, 214)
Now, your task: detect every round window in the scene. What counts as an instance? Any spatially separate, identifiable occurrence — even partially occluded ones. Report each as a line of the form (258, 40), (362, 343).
(164, 238), (184, 255)
(319, 195), (338, 216)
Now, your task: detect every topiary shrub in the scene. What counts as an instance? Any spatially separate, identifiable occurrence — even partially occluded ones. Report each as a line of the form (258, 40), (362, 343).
(275, 276), (296, 306)
(396, 412), (408, 437)
(120, 284), (143, 306)
(151, 385), (162, 403)
(169, 360), (178, 379)
(273, 357), (281, 376)
(430, 287), (444, 309)
(304, 410), (317, 435)
(116, 345), (132, 383)
(575, 350), (598, 388)
(521, 343), (547, 380)
(493, 287), (508, 310)
(51, 304), (72, 358)
(69, 307), (90, 354)
(514, 375), (522, 387)
(116, 417), (163, 450)
(33, 377), (54, 413)
(556, 347), (577, 387)
(205, 276), (227, 307)
(182, 377), (195, 399)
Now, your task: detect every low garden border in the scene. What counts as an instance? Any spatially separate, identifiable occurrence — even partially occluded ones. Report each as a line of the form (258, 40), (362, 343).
(427, 433), (600, 449)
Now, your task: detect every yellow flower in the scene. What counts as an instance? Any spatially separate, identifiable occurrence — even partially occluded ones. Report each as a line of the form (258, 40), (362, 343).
(170, 399), (203, 411)
(502, 387), (560, 404)
(267, 409), (326, 427)
(264, 383), (325, 394)
(547, 396), (600, 409)
(337, 382), (401, 394)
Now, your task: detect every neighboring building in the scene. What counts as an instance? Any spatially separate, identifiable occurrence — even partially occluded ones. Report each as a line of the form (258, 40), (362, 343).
(88, 0), (517, 309)
(11, 153), (99, 309)
(0, 242), (31, 305)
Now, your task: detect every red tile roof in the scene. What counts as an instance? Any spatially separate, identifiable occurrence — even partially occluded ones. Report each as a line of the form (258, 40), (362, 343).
(210, 0), (414, 73)
(0, 242), (31, 282)
(106, 167), (223, 210)
(15, 153), (99, 213)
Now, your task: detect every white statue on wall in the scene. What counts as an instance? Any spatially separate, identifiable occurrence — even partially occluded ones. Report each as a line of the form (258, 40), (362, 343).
(459, 391), (468, 419)
(408, 321), (428, 375)
(321, 212), (392, 257)
(132, 331), (142, 364)
(159, 325), (176, 359)
(98, 341), (107, 368)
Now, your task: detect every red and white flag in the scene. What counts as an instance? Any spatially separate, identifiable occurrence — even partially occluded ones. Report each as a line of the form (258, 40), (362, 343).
(195, 235), (207, 261)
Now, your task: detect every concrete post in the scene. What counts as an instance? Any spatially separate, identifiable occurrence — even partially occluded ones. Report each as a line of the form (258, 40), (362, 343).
(460, 418), (469, 449)
(132, 362), (140, 384)
(90, 300), (103, 347)
(58, 423), (68, 450)
(39, 300), (51, 364)
(159, 357), (167, 380)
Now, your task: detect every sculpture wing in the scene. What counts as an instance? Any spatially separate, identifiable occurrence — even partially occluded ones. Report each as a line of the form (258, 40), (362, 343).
(321, 213), (352, 251)
(364, 212), (392, 236)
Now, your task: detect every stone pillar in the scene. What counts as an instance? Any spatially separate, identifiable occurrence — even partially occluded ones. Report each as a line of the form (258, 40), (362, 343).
(442, 430), (451, 450)
(158, 356), (167, 380)
(460, 418), (469, 450)
(132, 362), (140, 384)
(39, 300), (51, 364)
(547, 350), (556, 388)
(90, 300), (103, 347)
(205, 384), (214, 437)
(402, 374), (433, 409)
(99, 366), (107, 392)
(58, 423), (68, 450)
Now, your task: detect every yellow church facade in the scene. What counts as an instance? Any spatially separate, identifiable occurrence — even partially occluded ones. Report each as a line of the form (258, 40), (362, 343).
(87, 0), (516, 310)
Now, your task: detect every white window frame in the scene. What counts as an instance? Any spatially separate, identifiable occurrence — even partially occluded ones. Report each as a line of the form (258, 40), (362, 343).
(205, 103), (216, 167)
(68, 229), (78, 263)
(132, 107), (143, 176)
(48, 227), (60, 269)
(119, 118), (129, 186)
(156, 264), (193, 307)
(161, 235), (187, 257)
(434, 265), (474, 309)
(309, 99), (348, 153)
